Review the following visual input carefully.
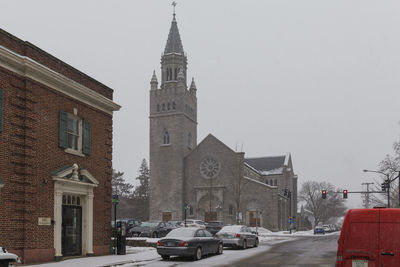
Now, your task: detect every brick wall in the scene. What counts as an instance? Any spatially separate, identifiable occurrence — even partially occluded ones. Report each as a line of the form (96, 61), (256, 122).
(0, 30), (114, 264)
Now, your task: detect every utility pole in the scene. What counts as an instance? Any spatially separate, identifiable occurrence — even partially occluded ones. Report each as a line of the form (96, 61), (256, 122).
(362, 182), (374, 208)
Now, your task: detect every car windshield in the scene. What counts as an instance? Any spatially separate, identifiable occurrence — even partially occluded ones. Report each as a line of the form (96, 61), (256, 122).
(219, 225), (243, 233)
(166, 228), (196, 238)
(140, 222), (159, 227)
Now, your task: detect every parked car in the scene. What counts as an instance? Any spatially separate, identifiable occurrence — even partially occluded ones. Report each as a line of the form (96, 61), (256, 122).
(180, 219), (206, 229)
(118, 218), (142, 232)
(322, 225), (331, 233)
(215, 225), (259, 249)
(0, 247), (19, 267)
(336, 208), (400, 267)
(313, 226), (325, 235)
(168, 221), (183, 228)
(128, 221), (175, 238)
(157, 227), (223, 260)
(205, 221), (224, 235)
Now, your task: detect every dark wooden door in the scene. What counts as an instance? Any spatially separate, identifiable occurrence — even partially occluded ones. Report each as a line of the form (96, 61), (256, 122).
(62, 206), (82, 256)
(204, 212), (217, 222)
(249, 211), (260, 227)
(162, 212), (172, 222)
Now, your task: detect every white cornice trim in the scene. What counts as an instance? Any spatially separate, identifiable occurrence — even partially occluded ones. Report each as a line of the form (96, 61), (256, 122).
(52, 177), (98, 188)
(0, 45), (121, 115)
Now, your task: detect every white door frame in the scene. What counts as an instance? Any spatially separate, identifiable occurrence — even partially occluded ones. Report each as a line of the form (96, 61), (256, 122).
(52, 164), (98, 259)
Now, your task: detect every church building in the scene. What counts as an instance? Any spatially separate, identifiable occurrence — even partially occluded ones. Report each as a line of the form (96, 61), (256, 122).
(149, 12), (297, 231)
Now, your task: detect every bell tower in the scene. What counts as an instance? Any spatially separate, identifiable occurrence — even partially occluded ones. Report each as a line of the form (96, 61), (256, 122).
(149, 9), (198, 221)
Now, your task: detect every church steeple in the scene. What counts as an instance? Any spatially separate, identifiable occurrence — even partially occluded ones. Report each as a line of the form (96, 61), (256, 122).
(161, 9), (187, 89)
(164, 13), (184, 55)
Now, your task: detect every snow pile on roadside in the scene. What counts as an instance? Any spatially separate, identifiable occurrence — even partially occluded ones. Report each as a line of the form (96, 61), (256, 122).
(126, 237), (160, 243)
(249, 227), (273, 236)
(25, 247), (159, 267)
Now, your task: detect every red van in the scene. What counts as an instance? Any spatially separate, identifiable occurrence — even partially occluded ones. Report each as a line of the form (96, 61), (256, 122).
(336, 208), (400, 267)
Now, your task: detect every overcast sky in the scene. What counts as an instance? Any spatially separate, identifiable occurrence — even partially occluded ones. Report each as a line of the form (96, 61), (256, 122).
(2, 1), (400, 208)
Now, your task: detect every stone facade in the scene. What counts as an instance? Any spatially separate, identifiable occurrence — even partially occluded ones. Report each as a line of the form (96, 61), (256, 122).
(0, 29), (120, 263)
(149, 14), (297, 230)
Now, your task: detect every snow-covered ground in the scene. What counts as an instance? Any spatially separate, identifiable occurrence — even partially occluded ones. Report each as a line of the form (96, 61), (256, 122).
(25, 230), (336, 267)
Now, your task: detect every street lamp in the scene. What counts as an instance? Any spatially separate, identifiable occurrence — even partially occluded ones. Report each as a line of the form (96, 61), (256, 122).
(363, 169), (399, 208)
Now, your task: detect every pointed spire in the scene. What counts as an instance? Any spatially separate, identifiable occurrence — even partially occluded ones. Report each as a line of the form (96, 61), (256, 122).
(164, 12), (184, 54)
(189, 77), (197, 90)
(150, 70), (158, 89)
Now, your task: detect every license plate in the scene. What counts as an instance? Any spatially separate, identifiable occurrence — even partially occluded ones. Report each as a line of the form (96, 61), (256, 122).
(167, 242), (175, 247)
(352, 260), (368, 267)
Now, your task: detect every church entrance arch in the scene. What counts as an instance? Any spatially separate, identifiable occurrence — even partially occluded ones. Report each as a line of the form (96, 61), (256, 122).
(197, 194), (222, 222)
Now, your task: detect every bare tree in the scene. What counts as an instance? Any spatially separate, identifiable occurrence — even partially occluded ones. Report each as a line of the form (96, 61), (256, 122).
(299, 181), (347, 226)
(369, 131), (400, 207)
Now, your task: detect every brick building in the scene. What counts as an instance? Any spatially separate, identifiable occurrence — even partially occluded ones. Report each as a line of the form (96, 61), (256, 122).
(149, 13), (297, 230)
(0, 29), (120, 263)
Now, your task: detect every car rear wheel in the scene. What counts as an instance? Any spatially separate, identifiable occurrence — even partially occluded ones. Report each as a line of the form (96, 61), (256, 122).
(194, 247), (202, 260)
(216, 243), (223, 255)
(161, 255), (170, 260)
(254, 238), (259, 247)
(242, 240), (247, 249)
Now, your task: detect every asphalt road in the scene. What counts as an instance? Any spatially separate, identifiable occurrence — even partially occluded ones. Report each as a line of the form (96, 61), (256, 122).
(219, 233), (340, 267)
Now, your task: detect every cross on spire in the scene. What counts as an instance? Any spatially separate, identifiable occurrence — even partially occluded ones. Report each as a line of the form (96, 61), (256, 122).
(172, 1), (177, 18)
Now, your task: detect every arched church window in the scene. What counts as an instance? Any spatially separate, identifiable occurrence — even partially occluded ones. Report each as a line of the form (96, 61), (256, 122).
(175, 68), (178, 80)
(189, 205), (193, 215)
(172, 102), (176, 110)
(188, 132), (192, 149)
(162, 103), (166, 111)
(169, 68), (173, 81)
(274, 179), (277, 186)
(157, 104), (160, 112)
(229, 205), (233, 215)
(162, 129), (170, 145)
(166, 69), (170, 81)
(270, 179), (273, 185)
(167, 102), (171, 110)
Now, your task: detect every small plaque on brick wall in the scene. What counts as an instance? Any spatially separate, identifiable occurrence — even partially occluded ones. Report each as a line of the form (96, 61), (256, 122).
(38, 217), (51, 226)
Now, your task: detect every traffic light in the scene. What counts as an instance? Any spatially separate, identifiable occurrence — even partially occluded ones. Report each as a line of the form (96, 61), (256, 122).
(343, 190), (348, 199)
(322, 190), (327, 199)
(381, 181), (389, 192)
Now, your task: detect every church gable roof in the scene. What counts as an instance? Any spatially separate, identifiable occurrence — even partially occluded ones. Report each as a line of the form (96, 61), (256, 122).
(185, 133), (237, 159)
(244, 155), (288, 176)
(164, 15), (184, 55)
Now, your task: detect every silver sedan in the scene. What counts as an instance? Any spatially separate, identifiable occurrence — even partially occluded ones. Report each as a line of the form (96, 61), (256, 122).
(215, 225), (259, 249)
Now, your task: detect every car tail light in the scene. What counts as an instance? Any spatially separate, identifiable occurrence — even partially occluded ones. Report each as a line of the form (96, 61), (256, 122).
(180, 241), (189, 247)
(336, 250), (343, 265)
(235, 233), (241, 238)
(157, 241), (162, 246)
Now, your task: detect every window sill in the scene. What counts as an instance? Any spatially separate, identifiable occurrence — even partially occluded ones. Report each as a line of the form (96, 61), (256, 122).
(160, 144), (171, 147)
(64, 148), (85, 157)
